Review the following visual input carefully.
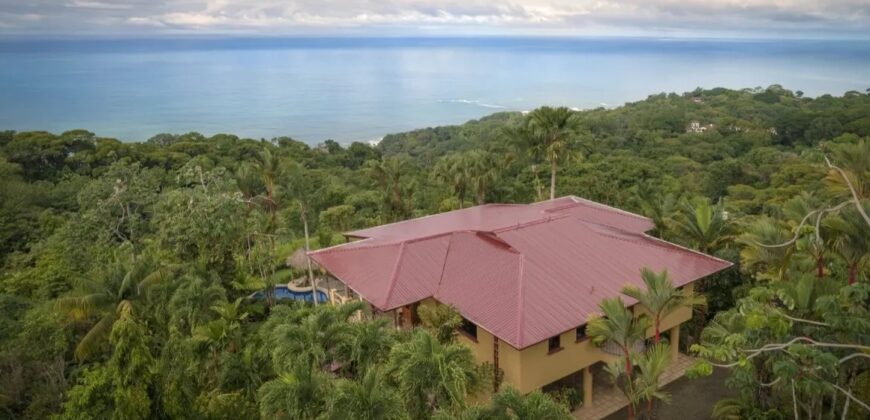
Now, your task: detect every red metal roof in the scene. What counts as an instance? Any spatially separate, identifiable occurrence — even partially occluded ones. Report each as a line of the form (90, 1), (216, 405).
(310, 196), (732, 349)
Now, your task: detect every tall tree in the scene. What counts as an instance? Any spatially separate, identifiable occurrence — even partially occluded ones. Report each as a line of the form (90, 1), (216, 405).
(387, 330), (482, 418)
(465, 150), (503, 205)
(621, 268), (706, 343)
(587, 297), (650, 420)
(824, 203), (870, 284)
(258, 363), (331, 420)
(365, 157), (416, 221)
(523, 106), (580, 200)
(434, 153), (471, 208)
(488, 387), (572, 420)
(670, 197), (730, 254)
(54, 258), (172, 361)
(327, 369), (407, 420)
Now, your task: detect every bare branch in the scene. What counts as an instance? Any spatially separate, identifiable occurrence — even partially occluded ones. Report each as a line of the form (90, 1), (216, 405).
(824, 155), (870, 227)
(706, 337), (870, 368)
(781, 314), (831, 327)
(748, 201), (850, 249)
(832, 384), (870, 413)
(838, 353), (870, 365)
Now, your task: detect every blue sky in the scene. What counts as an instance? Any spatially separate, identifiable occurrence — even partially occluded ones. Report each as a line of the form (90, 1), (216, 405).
(1, 1), (868, 39)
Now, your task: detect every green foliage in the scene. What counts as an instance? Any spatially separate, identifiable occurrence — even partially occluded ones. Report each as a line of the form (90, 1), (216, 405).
(1, 86), (868, 418)
(418, 303), (463, 344)
(387, 330), (482, 418)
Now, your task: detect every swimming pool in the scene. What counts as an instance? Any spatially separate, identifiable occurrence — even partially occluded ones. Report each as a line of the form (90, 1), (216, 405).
(250, 285), (329, 303)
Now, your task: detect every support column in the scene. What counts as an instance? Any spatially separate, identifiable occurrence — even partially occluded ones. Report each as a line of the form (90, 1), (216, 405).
(401, 305), (413, 328)
(583, 366), (593, 406)
(493, 337), (500, 393)
(670, 326), (680, 361)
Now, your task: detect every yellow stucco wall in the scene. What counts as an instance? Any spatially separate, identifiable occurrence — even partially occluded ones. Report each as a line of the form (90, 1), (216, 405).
(419, 283), (696, 394)
(515, 329), (618, 393)
(633, 283), (695, 338)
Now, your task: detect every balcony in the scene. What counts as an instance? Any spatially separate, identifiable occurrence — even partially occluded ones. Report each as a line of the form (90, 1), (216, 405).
(600, 339), (646, 356)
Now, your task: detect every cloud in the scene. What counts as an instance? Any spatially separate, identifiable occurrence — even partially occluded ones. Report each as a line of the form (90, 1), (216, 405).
(66, 1), (134, 9)
(0, 0), (867, 37)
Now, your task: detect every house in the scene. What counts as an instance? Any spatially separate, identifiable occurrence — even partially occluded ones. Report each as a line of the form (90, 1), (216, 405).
(309, 196), (731, 406)
(687, 120), (715, 133)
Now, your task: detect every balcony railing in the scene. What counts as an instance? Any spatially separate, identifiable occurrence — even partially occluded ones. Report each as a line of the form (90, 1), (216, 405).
(600, 339), (646, 356)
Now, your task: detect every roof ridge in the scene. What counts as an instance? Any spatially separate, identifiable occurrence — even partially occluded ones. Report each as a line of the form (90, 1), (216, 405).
(515, 254), (525, 347)
(308, 238), (399, 256)
(641, 233), (735, 267)
(434, 233), (455, 292)
(345, 203), (523, 238)
(492, 213), (571, 234)
(381, 241), (407, 308)
(568, 196), (652, 222)
(583, 220), (733, 267)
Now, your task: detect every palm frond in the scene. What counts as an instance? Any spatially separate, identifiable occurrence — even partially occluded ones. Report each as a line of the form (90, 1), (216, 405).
(74, 313), (116, 361)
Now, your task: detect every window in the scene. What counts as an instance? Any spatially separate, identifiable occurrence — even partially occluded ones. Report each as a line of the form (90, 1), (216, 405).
(548, 335), (562, 353)
(576, 325), (587, 341)
(459, 317), (477, 341)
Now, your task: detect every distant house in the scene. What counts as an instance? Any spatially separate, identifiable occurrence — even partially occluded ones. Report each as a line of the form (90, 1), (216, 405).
(691, 97), (704, 104)
(309, 197), (731, 407)
(687, 120), (715, 133)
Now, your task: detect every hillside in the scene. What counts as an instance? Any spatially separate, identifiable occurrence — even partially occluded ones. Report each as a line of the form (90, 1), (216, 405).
(0, 85), (868, 419)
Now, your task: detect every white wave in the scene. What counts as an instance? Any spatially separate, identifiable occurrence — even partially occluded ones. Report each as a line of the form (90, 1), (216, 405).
(441, 98), (506, 109)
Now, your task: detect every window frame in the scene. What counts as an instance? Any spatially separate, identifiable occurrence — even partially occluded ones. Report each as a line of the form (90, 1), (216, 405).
(547, 335), (563, 354)
(575, 325), (588, 342)
(458, 317), (478, 342)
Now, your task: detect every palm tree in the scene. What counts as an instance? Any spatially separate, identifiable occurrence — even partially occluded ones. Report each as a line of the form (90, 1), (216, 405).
(636, 183), (678, 240)
(417, 303), (462, 344)
(488, 387), (572, 420)
(285, 160), (320, 305)
(621, 268), (706, 343)
(670, 197), (730, 253)
(738, 217), (795, 281)
(434, 153), (471, 208)
(55, 259), (175, 361)
(587, 297), (650, 376)
(824, 139), (868, 200)
(193, 298), (248, 377)
(258, 362), (331, 420)
(255, 148), (281, 207)
(387, 330), (481, 418)
(267, 302), (365, 372)
(602, 344), (672, 420)
(523, 106), (580, 200)
(824, 202), (870, 284)
(587, 297), (650, 420)
(234, 163), (263, 202)
(336, 318), (394, 375)
(365, 157), (415, 221)
(326, 369), (407, 420)
(782, 193), (829, 278)
(464, 150), (502, 205)
(634, 344), (672, 418)
(603, 359), (644, 420)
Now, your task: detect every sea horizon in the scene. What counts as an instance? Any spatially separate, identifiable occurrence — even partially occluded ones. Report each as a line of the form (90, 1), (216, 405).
(2, 35), (868, 144)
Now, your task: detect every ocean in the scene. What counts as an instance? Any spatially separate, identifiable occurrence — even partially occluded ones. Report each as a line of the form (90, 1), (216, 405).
(0, 37), (868, 144)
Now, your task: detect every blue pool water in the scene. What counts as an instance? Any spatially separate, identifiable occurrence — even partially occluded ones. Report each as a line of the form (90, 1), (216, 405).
(1, 37), (868, 144)
(251, 285), (328, 303)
